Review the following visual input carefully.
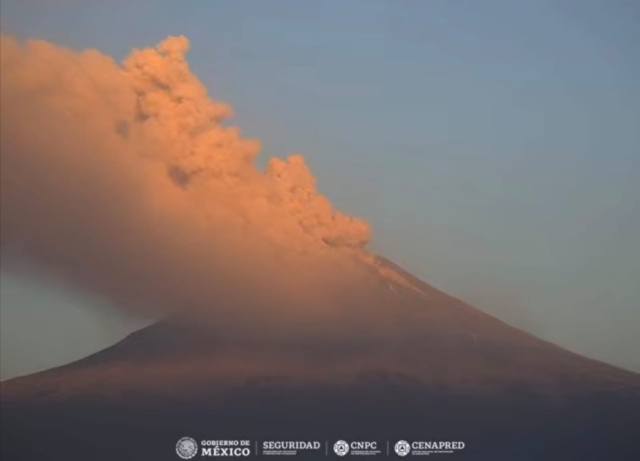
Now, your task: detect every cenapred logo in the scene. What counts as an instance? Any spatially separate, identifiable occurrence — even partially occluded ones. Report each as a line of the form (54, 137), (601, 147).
(334, 440), (350, 456)
(394, 440), (411, 457)
(176, 437), (198, 459)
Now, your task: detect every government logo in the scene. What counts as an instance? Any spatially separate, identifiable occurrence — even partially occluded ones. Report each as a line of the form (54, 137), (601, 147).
(176, 437), (198, 459)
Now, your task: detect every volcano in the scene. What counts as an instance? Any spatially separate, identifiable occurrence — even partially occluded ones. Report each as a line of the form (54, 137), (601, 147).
(2, 31), (638, 461)
(1, 256), (639, 461)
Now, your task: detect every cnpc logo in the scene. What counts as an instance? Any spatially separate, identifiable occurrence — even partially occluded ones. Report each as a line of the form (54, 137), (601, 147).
(334, 440), (379, 456)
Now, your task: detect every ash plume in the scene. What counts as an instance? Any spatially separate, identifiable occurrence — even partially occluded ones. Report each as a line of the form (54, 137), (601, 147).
(0, 34), (380, 341)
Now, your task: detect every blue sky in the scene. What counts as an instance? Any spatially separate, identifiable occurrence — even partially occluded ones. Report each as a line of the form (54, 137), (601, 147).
(1, 0), (639, 378)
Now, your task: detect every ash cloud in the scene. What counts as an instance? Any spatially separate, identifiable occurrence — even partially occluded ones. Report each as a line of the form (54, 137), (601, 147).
(0, 34), (380, 342)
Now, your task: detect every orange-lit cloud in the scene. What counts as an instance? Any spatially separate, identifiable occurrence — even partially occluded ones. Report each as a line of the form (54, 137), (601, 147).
(0, 34), (383, 337)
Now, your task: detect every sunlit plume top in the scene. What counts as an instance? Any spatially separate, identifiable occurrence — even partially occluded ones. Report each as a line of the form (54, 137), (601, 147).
(1, 34), (370, 252)
(0, 33), (374, 320)
(122, 35), (371, 250)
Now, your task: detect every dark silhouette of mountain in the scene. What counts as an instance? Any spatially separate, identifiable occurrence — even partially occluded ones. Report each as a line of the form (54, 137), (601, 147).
(2, 256), (639, 460)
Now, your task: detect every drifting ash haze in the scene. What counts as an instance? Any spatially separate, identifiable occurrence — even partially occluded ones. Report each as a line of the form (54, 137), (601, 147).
(0, 34), (380, 336)
(2, 35), (640, 461)
(0, 33), (504, 379)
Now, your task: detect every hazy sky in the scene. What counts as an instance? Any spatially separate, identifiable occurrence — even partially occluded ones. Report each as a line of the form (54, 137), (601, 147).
(1, 0), (639, 379)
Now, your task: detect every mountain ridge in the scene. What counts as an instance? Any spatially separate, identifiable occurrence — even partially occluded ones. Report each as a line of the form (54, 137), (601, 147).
(2, 255), (638, 400)
(2, 256), (639, 461)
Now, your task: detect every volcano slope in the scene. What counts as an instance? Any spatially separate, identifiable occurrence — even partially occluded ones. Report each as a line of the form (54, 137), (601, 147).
(1, 257), (639, 461)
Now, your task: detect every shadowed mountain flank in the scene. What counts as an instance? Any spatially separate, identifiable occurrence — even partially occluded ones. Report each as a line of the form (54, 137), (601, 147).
(2, 258), (639, 461)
